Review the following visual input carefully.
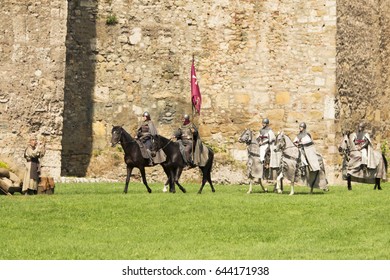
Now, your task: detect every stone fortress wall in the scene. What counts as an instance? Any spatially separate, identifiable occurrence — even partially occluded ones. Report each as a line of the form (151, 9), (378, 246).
(1, 0), (389, 184)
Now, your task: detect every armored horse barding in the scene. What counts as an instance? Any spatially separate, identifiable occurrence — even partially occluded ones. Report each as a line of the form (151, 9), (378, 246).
(274, 132), (328, 195)
(339, 133), (387, 190)
(238, 129), (279, 193)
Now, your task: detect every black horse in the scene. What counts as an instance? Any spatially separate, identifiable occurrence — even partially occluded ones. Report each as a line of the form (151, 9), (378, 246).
(111, 125), (186, 194)
(155, 135), (215, 194)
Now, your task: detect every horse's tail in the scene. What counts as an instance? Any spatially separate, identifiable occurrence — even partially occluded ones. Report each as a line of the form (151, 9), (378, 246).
(207, 146), (214, 171)
(382, 153), (388, 173)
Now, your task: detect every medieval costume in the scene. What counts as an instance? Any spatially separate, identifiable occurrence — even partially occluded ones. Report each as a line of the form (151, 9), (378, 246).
(22, 136), (45, 195)
(293, 122), (320, 172)
(174, 114), (208, 167)
(136, 112), (165, 165)
(343, 123), (386, 182)
(256, 118), (280, 169)
(136, 111), (158, 150)
(350, 123), (376, 170)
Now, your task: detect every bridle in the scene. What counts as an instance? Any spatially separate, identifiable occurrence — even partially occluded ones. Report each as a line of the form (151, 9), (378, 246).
(111, 127), (136, 146)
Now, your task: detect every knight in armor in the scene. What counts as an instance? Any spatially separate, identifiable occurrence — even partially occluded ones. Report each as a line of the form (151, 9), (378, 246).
(350, 122), (374, 171)
(293, 122), (320, 174)
(136, 111), (158, 165)
(256, 118), (279, 169)
(174, 114), (198, 166)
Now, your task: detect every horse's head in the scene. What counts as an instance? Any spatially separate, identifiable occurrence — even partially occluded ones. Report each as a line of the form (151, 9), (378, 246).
(111, 125), (123, 147)
(274, 131), (286, 152)
(238, 128), (252, 144)
(338, 133), (350, 155)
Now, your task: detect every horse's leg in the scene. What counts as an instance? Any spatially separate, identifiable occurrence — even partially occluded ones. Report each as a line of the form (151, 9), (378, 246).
(247, 178), (253, 194)
(197, 167), (207, 194)
(124, 166), (133, 194)
(289, 180), (295, 195)
(347, 174), (352, 191)
(162, 166), (169, 193)
(276, 173), (283, 194)
(206, 166), (215, 193)
(259, 179), (268, 193)
(168, 169), (176, 193)
(309, 170), (319, 195)
(374, 178), (382, 191)
(139, 167), (152, 193)
(174, 167), (186, 193)
(163, 179), (169, 193)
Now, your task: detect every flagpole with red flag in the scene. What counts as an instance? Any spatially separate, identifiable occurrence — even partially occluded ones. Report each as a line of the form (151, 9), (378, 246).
(191, 55), (202, 116)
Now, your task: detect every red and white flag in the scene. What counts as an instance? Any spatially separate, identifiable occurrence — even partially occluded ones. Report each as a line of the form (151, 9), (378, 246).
(191, 59), (202, 115)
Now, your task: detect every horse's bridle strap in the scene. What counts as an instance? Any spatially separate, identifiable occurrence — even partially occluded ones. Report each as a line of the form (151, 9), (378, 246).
(283, 153), (299, 161)
(248, 151), (260, 157)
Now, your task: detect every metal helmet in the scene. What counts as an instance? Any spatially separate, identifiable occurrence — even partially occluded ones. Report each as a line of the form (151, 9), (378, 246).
(262, 118), (269, 125)
(299, 122), (307, 129)
(143, 111), (150, 120)
(183, 114), (190, 121)
(358, 122), (365, 130)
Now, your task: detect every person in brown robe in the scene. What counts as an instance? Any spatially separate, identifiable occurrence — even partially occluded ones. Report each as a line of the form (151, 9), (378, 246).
(22, 135), (45, 195)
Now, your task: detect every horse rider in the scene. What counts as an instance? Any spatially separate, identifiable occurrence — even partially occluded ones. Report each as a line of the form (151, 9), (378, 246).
(256, 118), (279, 169)
(350, 122), (375, 171)
(173, 114), (199, 167)
(293, 122), (320, 175)
(136, 111), (158, 164)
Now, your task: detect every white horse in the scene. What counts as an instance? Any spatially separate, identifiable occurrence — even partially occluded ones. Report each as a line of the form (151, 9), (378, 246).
(238, 129), (279, 194)
(274, 131), (328, 195)
(339, 133), (387, 190)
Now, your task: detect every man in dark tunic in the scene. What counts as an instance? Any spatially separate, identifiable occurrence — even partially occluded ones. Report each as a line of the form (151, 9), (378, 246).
(174, 114), (198, 166)
(136, 111), (158, 150)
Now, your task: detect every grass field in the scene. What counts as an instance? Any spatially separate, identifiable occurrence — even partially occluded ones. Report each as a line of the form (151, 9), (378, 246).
(0, 181), (389, 260)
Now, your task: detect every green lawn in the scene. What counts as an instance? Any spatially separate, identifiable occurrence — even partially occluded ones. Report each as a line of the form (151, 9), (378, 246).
(1, 182), (389, 260)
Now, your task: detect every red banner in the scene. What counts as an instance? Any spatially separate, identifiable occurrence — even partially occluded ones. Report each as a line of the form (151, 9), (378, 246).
(191, 60), (202, 114)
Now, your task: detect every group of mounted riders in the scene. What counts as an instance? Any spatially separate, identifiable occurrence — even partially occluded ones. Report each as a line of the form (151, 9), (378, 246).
(136, 111), (207, 168)
(134, 110), (386, 192)
(246, 118), (386, 192)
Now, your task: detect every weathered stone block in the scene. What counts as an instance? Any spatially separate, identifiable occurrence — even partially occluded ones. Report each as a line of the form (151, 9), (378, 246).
(275, 91), (290, 105)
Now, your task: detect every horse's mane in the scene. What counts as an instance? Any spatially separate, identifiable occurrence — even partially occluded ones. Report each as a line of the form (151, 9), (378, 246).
(120, 126), (134, 142)
(278, 132), (299, 158)
(283, 133), (295, 147)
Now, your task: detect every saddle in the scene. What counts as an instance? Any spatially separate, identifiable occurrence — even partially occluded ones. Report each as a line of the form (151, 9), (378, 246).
(135, 139), (151, 159)
(135, 139), (167, 164)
